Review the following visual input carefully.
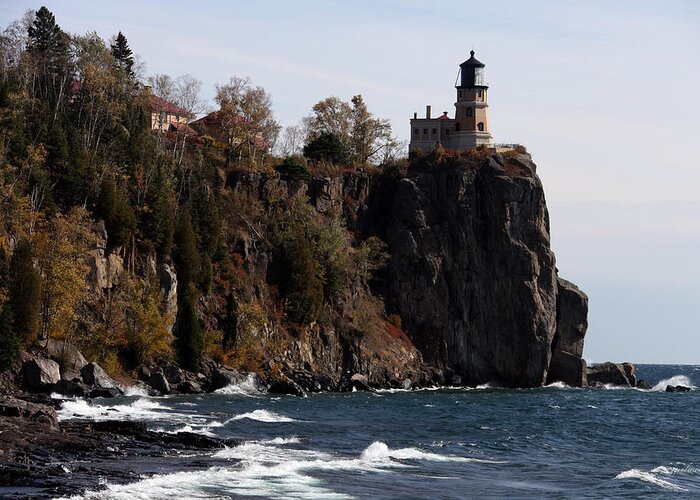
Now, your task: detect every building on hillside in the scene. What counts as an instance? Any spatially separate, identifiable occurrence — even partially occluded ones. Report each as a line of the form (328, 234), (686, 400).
(144, 86), (189, 132)
(190, 111), (270, 151)
(409, 50), (493, 153)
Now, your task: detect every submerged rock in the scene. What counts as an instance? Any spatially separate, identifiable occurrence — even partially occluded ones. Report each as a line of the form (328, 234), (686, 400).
(665, 385), (692, 393)
(23, 358), (61, 392)
(89, 387), (121, 398)
(53, 379), (89, 397)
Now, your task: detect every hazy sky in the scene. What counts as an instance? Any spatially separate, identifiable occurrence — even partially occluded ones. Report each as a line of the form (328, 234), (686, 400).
(1, 0), (698, 364)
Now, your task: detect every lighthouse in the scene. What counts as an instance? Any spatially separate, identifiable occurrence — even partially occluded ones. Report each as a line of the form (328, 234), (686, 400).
(409, 51), (493, 153)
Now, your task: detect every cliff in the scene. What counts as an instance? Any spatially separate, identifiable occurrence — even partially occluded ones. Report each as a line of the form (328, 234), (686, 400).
(222, 150), (588, 389)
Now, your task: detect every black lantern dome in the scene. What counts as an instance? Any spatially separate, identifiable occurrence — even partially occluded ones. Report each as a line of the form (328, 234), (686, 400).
(457, 50), (487, 89)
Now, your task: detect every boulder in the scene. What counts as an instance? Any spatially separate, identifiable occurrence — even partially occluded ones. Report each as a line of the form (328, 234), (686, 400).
(23, 358), (61, 392)
(80, 363), (118, 389)
(547, 278), (588, 387)
(586, 362), (632, 387)
(350, 373), (371, 391)
(45, 339), (88, 373)
(622, 363), (636, 387)
(665, 385), (692, 393)
(0, 396), (58, 428)
(53, 379), (89, 397)
(137, 365), (151, 382)
(89, 387), (121, 398)
(163, 364), (184, 385)
(176, 380), (203, 394)
(148, 371), (170, 394)
(268, 376), (306, 397)
(401, 378), (412, 390)
(636, 379), (652, 390)
(210, 366), (245, 391)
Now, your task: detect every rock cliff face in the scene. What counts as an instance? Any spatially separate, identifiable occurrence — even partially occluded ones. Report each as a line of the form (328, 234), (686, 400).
(365, 153), (588, 387)
(224, 152), (588, 389)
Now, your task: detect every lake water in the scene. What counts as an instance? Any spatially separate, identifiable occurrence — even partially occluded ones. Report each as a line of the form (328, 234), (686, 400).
(52, 364), (699, 499)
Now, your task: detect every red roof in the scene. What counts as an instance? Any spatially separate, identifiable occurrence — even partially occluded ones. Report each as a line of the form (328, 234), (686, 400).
(438, 112), (451, 120)
(169, 122), (198, 135)
(147, 94), (189, 116)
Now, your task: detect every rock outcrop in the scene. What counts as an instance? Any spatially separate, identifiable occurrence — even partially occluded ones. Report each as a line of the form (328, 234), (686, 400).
(23, 358), (60, 392)
(375, 154), (587, 387)
(587, 362), (633, 387)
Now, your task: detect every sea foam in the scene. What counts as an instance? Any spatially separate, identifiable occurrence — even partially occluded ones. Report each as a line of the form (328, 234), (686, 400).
(651, 375), (696, 392)
(214, 373), (263, 397)
(615, 468), (688, 492)
(226, 409), (297, 423)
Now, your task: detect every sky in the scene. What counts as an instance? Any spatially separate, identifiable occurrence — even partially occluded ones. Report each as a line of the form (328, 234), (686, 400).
(1, 0), (699, 364)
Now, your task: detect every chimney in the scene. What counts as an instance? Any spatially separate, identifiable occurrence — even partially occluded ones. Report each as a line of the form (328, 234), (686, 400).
(413, 112), (417, 119)
(426, 105), (431, 119)
(443, 111), (448, 118)
(143, 85), (152, 95)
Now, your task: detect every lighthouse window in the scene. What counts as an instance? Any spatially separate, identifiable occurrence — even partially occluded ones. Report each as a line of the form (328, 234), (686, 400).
(477, 122), (484, 131)
(466, 108), (473, 117)
(432, 128), (437, 135)
(423, 128), (428, 135)
(414, 128), (419, 136)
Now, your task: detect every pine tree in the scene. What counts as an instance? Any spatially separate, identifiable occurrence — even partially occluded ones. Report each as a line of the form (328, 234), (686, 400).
(27, 7), (64, 55)
(9, 239), (43, 344)
(0, 247), (19, 369)
(110, 31), (134, 78)
(99, 179), (136, 251)
(173, 208), (203, 371)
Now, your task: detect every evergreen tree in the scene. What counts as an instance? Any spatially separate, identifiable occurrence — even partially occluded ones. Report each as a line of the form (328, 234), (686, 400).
(174, 285), (203, 371)
(9, 239), (43, 344)
(173, 208), (203, 370)
(99, 179), (136, 251)
(173, 208), (200, 289)
(303, 132), (348, 165)
(222, 292), (238, 350)
(0, 247), (19, 369)
(27, 7), (64, 55)
(110, 31), (134, 78)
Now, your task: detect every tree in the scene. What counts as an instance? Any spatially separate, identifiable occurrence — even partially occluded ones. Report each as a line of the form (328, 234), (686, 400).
(0, 246), (19, 369)
(8, 238), (42, 343)
(276, 125), (304, 157)
(173, 207), (200, 289)
(303, 95), (397, 165)
(26, 7), (64, 58)
(174, 74), (204, 117)
(99, 178), (136, 251)
(215, 76), (280, 164)
(110, 31), (134, 78)
(303, 132), (348, 165)
(174, 285), (202, 371)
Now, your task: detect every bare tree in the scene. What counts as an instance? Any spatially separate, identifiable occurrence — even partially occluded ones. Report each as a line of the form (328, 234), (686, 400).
(276, 125), (304, 157)
(174, 74), (205, 118)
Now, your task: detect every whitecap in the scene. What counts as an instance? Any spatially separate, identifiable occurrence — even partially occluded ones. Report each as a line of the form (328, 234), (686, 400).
(123, 385), (151, 397)
(57, 398), (195, 423)
(262, 436), (303, 445)
(214, 374), (263, 397)
(359, 441), (501, 464)
(651, 375), (696, 392)
(615, 468), (688, 492)
(226, 409), (297, 423)
(544, 381), (571, 389)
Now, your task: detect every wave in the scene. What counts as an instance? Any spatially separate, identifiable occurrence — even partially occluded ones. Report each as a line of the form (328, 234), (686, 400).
(615, 467), (688, 492)
(65, 438), (500, 499)
(651, 375), (696, 392)
(123, 384), (151, 397)
(57, 398), (197, 423)
(152, 424), (217, 437)
(359, 441), (500, 464)
(226, 409), (297, 423)
(214, 373), (263, 397)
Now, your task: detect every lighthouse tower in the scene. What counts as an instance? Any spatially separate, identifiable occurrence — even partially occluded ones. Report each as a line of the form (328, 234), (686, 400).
(453, 50), (492, 149)
(408, 50), (493, 153)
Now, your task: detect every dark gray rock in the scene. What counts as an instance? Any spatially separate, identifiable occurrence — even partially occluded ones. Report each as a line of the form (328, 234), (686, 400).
(210, 366), (245, 391)
(137, 365), (151, 381)
(547, 278), (588, 387)
(350, 373), (371, 391)
(176, 380), (203, 394)
(45, 339), (88, 373)
(23, 358), (61, 392)
(587, 362), (632, 387)
(268, 376), (306, 397)
(148, 371), (170, 394)
(381, 157), (566, 387)
(0, 395), (58, 428)
(622, 362), (636, 387)
(53, 379), (89, 397)
(80, 363), (118, 389)
(665, 385), (692, 393)
(89, 387), (121, 398)
(163, 364), (184, 385)
(401, 378), (412, 390)
(636, 379), (652, 390)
